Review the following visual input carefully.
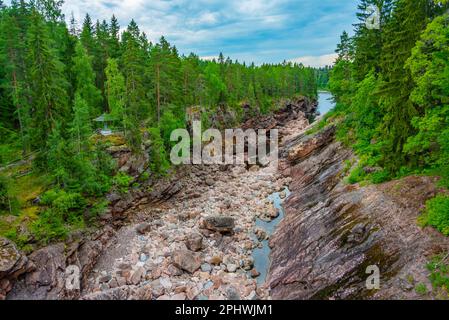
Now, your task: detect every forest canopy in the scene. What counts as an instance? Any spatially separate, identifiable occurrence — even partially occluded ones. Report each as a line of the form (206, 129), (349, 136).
(0, 0), (317, 244)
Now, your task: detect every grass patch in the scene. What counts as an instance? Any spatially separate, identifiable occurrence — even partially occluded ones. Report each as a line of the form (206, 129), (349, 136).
(426, 254), (449, 298)
(415, 283), (428, 295)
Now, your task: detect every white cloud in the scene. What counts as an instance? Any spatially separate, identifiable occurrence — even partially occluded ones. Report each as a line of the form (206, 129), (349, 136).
(45, 0), (357, 64)
(289, 53), (337, 68)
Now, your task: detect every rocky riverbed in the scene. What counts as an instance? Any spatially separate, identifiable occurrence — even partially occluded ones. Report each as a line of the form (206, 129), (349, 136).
(3, 95), (448, 300)
(79, 102), (312, 301)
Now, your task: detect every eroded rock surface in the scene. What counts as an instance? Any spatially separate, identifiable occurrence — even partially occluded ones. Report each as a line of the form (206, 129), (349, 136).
(0, 237), (32, 299)
(268, 127), (449, 300)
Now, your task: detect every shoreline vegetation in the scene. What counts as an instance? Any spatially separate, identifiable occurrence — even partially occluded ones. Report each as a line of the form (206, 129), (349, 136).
(314, 0), (449, 239)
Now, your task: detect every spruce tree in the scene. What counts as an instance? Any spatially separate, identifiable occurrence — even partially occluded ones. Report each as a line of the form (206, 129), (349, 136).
(378, 0), (437, 170)
(27, 9), (68, 156)
(105, 58), (127, 134)
(109, 15), (121, 59)
(72, 41), (102, 117)
(121, 20), (147, 151)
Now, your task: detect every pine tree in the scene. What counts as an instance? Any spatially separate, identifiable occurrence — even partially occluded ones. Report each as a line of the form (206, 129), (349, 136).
(148, 37), (182, 122)
(105, 58), (127, 134)
(70, 93), (92, 154)
(27, 9), (68, 155)
(109, 15), (121, 59)
(69, 12), (79, 36)
(378, 0), (437, 170)
(353, 0), (394, 80)
(336, 31), (354, 62)
(121, 20), (147, 151)
(72, 41), (102, 117)
(80, 13), (95, 56)
(0, 8), (31, 153)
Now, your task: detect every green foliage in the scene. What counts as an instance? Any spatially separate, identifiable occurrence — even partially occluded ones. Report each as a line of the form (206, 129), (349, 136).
(0, 1), (319, 246)
(415, 283), (428, 295)
(72, 41), (102, 117)
(426, 255), (449, 296)
(404, 14), (449, 186)
(147, 127), (170, 176)
(31, 208), (68, 243)
(329, 0), (449, 186)
(0, 174), (15, 213)
(159, 108), (186, 150)
(32, 189), (87, 243)
(113, 172), (134, 194)
(347, 165), (366, 184)
(418, 195), (449, 236)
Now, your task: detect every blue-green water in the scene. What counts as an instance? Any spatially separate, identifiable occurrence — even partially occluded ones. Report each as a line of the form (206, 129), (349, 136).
(317, 91), (335, 115)
(252, 188), (291, 285)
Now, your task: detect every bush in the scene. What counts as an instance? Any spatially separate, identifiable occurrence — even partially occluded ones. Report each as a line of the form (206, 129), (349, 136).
(113, 172), (134, 194)
(370, 169), (392, 184)
(147, 127), (170, 176)
(347, 166), (366, 184)
(33, 189), (87, 243)
(418, 195), (449, 236)
(0, 175), (11, 212)
(31, 208), (68, 243)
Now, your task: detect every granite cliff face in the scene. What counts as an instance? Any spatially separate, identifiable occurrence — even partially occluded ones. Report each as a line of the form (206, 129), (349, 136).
(268, 126), (449, 300)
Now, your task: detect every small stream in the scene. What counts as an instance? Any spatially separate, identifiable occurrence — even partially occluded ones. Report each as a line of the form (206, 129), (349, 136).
(252, 188), (291, 285)
(252, 92), (334, 287)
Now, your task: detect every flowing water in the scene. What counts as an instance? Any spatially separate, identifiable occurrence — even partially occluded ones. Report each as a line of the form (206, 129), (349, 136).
(251, 92), (334, 286)
(252, 188), (291, 285)
(317, 91), (335, 115)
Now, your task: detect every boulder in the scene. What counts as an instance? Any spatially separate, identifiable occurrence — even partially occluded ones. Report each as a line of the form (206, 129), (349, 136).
(135, 223), (151, 235)
(185, 233), (203, 252)
(203, 216), (235, 234)
(172, 250), (201, 274)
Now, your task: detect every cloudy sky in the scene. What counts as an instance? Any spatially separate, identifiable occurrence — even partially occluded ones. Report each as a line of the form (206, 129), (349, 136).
(52, 1), (359, 67)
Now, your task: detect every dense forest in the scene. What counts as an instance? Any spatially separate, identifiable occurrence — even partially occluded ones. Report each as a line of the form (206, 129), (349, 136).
(327, 0), (449, 235)
(0, 0), (317, 245)
(315, 66), (331, 90)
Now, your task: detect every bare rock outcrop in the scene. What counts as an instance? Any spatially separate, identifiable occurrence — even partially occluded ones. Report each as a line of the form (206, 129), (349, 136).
(268, 127), (449, 300)
(0, 237), (33, 299)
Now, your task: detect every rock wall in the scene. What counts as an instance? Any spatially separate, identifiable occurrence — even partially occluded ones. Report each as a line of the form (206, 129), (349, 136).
(268, 126), (449, 300)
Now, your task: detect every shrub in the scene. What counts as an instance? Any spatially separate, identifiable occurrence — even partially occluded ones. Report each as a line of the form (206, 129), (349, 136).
(147, 127), (170, 176)
(418, 195), (449, 236)
(31, 208), (67, 243)
(347, 166), (366, 184)
(33, 189), (87, 243)
(113, 172), (134, 194)
(370, 169), (392, 184)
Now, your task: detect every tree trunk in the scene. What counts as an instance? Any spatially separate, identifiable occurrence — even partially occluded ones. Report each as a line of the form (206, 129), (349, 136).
(157, 64), (161, 123)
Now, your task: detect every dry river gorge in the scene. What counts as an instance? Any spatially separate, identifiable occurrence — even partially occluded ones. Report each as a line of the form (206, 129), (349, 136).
(2, 93), (449, 300)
